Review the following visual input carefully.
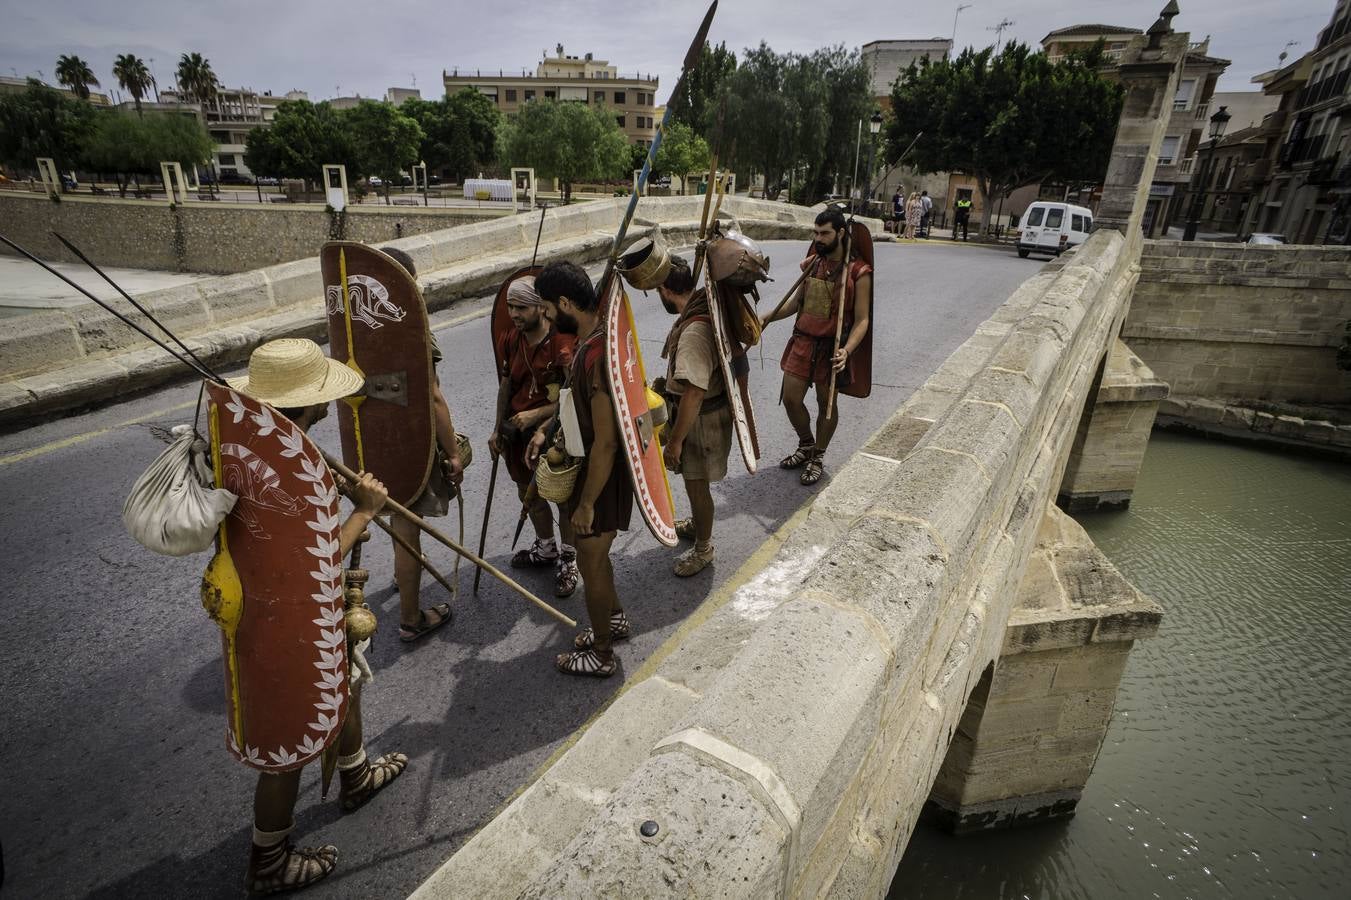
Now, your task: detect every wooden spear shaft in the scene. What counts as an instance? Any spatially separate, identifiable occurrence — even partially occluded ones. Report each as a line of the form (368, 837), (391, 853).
(323, 451), (577, 629)
(824, 231), (854, 421)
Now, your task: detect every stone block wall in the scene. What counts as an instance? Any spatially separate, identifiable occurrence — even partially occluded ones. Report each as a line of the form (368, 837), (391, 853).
(928, 506), (1161, 832)
(0, 192), (500, 274)
(1126, 241), (1351, 406)
(413, 229), (1148, 899)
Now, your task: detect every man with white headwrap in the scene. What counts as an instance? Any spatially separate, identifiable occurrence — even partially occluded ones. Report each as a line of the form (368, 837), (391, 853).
(489, 275), (580, 596)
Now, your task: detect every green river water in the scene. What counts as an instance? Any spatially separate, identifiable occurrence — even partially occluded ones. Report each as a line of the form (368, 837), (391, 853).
(891, 431), (1351, 899)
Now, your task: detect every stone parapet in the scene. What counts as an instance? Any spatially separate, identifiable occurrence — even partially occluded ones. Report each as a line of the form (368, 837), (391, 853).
(413, 228), (1144, 898)
(1156, 394), (1351, 458)
(0, 196), (824, 426)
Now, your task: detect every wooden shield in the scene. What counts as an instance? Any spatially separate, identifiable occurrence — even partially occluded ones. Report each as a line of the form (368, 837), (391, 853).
(204, 382), (348, 772)
(843, 221), (875, 399)
(491, 265), (544, 378)
(706, 280), (760, 474)
(604, 280), (678, 547)
(322, 241), (435, 506)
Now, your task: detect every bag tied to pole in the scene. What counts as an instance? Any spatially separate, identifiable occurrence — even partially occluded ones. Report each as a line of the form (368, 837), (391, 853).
(123, 424), (238, 556)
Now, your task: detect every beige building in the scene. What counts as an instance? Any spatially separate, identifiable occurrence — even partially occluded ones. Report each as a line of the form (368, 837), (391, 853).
(158, 86), (281, 181)
(443, 45), (660, 145)
(1040, 25), (1230, 236)
(861, 38), (952, 104)
(0, 75), (111, 105)
(1242, 0), (1351, 244)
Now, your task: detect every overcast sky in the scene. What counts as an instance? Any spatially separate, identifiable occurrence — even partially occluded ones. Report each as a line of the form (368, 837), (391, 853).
(0, 0), (1338, 102)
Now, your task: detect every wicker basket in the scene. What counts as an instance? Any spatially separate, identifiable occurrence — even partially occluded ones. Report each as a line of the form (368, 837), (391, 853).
(455, 433), (472, 469)
(535, 455), (581, 503)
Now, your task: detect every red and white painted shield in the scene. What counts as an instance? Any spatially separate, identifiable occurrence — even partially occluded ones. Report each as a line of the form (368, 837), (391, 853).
(322, 241), (436, 506)
(205, 382), (348, 772)
(603, 280), (677, 547)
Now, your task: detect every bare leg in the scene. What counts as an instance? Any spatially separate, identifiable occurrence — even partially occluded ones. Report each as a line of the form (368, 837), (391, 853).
(337, 683), (407, 812)
(528, 496), (554, 541)
(575, 530), (618, 654)
(814, 384), (841, 452)
(780, 373), (815, 448)
(392, 515), (446, 630)
(248, 769), (336, 893)
(684, 477), (715, 545)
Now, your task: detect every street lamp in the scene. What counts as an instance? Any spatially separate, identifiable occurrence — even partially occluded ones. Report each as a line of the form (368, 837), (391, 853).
(1183, 105), (1232, 241)
(866, 112), (883, 212)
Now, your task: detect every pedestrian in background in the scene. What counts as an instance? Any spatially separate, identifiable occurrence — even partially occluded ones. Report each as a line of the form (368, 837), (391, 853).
(920, 190), (933, 238)
(891, 189), (904, 233)
(905, 191), (923, 240)
(953, 196), (972, 241)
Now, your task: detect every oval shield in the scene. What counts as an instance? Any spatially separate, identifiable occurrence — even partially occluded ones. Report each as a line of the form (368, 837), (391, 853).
(322, 242), (435, 506)
(204, 382), (348, 772)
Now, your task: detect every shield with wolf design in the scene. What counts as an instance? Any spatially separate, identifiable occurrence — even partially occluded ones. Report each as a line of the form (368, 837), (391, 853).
(842, 220), (874, 399)
(604, 279), (677, 546)
(707, 280), (761, 473)
(204, 382), (348, 772)
(491, 265), (544, 378)
(322, 241), (435, 506)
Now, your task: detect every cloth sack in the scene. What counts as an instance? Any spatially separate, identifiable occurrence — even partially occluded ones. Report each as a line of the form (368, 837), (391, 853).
(123, 424), (238, 556)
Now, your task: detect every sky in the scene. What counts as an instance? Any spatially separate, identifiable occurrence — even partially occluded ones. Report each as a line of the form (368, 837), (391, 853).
(0, 0), (1338, 103)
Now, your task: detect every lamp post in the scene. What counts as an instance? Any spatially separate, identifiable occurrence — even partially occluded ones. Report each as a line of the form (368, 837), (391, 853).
(865, 111), (883, 215)
(951, 4), (972, 58)
(1183, 105), (1231, 241)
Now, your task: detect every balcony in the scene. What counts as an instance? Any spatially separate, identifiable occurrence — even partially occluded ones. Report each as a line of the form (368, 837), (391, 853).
(1193, 101), (1210, 120)
(1308, 156), (1343, 184)
(1178, 156), (1197, 175)
(1280, 133), (1328, 168)
(1315, 15), (1351, 51)
(1295, 68), (1350, 109)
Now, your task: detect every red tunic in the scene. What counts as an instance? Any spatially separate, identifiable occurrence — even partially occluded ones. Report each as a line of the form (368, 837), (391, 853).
(780, 255), (873, 390)
(495, 327), (575, 484)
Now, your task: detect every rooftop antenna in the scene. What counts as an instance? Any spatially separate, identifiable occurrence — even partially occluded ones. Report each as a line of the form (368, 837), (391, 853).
(988, 18), (1015, 53)
(1278, 40), (1299, 65)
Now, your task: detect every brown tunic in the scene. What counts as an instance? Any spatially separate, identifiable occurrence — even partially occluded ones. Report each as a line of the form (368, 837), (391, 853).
(569, 327), (633, 534)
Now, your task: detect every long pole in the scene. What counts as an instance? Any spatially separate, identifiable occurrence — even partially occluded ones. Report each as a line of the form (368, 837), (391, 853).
(850, 118), (863, 210)
(323, 450), (576, 628)
(824, 229), (854, 421)
(951, 4), (972, 58)
(472, 455), (498, 594)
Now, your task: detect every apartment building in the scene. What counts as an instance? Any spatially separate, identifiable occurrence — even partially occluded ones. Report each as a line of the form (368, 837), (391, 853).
(159, 86), (281, 180)
(443, 45), (660, 145)
(861, 38), (952, 104)
(1242, 0), (1351, 243)
(1040, 25), (1230, 236)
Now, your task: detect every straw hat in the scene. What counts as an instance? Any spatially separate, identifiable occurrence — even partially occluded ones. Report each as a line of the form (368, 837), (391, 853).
(227, 338), (364, 407)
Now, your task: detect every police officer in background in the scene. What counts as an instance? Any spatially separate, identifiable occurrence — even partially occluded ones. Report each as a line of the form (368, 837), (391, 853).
(953, 195), (972, 241)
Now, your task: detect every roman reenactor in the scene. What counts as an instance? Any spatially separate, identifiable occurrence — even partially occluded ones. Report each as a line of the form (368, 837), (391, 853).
(528, 261), (637, 677)
(489, 273), (580, 596)
(323, 243), (463, 645)
(654, 255), (734, 576)
(211, 338), (409, 894)
(761, 206), (874, 486)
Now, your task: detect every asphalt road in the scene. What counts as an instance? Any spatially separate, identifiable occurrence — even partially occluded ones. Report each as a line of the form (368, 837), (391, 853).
(0, 239), (1036, 898)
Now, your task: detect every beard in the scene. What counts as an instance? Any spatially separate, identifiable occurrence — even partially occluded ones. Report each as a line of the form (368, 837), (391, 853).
(660, 296), (679, 315)
(554, 310), (580, 335)
(813, 235), (840, 256)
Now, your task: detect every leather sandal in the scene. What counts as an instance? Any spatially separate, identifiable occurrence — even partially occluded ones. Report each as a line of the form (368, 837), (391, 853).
(399, 603), (451, 643)
(573, 610), (632, 649)
(555, 648), (617, 678)
(800, 453), (825, 486)
(780, 442), (815, 469)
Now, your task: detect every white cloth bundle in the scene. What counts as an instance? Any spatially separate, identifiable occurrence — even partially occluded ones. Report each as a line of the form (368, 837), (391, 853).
(123, 424), (238, 556)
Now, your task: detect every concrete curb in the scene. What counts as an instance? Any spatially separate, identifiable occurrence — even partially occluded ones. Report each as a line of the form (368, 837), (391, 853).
(1, 197), (839, 428)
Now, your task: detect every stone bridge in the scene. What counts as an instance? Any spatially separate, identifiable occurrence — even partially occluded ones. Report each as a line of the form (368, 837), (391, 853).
(410, 16), (1201, 900)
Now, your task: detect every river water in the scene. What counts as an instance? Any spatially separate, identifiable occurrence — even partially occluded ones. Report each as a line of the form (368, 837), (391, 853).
(891, 432), (1351, 899)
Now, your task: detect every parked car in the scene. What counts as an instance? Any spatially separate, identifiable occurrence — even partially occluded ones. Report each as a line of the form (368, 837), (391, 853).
(1015, 202), (1093, 258)
(255, 176), (280, 186)
(368, 175), (384, 187)
(1246, 232), (1286, 245)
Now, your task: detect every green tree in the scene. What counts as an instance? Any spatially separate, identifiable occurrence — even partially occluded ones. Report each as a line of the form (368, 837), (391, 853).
(82, 111), (213, 196)
(0, 81), (97, 175)
(400, 89), (501, 182)
(175, 52), (219, 109)
(112, 54), (152, 116)
(669, 41), (737, 135)
(55, 55), (99, 100)
(803, 46), (873, 203)
(501, 99), (628, 202)
(244, 99), (356, 190)
(653, 121), (711, 193)
(886, 41), (1123, 234)
(345, 100), (424, 203)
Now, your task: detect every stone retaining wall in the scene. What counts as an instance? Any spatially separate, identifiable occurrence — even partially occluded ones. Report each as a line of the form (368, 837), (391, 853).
(1126, 241), (1351, 406)
(413, 228), (1142, 897)
(0, 191), (504, 274)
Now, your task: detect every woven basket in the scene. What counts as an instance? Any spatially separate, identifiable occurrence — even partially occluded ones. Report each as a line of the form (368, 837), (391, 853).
(455, 433), (472, 469)
(536, 455), (580, 503)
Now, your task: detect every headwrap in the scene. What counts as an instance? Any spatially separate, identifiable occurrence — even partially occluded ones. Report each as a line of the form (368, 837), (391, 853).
(506, 276), (543, 307)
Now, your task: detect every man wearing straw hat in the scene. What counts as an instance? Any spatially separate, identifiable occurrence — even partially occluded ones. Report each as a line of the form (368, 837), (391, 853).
(490, 274), (580, 597)
(228, 337), (409, 894)
(529, 261), (633, 678)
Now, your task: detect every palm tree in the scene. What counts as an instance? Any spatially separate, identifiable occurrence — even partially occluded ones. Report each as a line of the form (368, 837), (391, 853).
(176, 52), (222, 192)
(55, 54), (99, 100)
(175, 52), (218, 111)
(112, 54), (152, 115)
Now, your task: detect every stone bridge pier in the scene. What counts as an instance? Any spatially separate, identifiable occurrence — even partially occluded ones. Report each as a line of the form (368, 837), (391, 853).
(412, 7), (1187, 898)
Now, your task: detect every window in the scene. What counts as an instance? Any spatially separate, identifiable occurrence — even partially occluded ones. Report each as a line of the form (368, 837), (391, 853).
(544, 90), (555, 100)
(1027, 207), (1045, 226)
(210, 130), (230, 143)
(505, 89), (517, 102)
(1045, 208), (1065, 229)
(1159, 136), (1180, 164)
(1072, 214), (1085, 231)
(1173, 79), (1196, 112)
(218, 153), (237, 166)
(614, 91), (626, 104)
(616, 115), (626, 128)
(594, 90), (605, 103)
(524, 90), (535, 101)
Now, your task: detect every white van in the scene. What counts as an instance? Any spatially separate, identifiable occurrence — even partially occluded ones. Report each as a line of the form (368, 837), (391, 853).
(1015, 202), (1093, 258)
